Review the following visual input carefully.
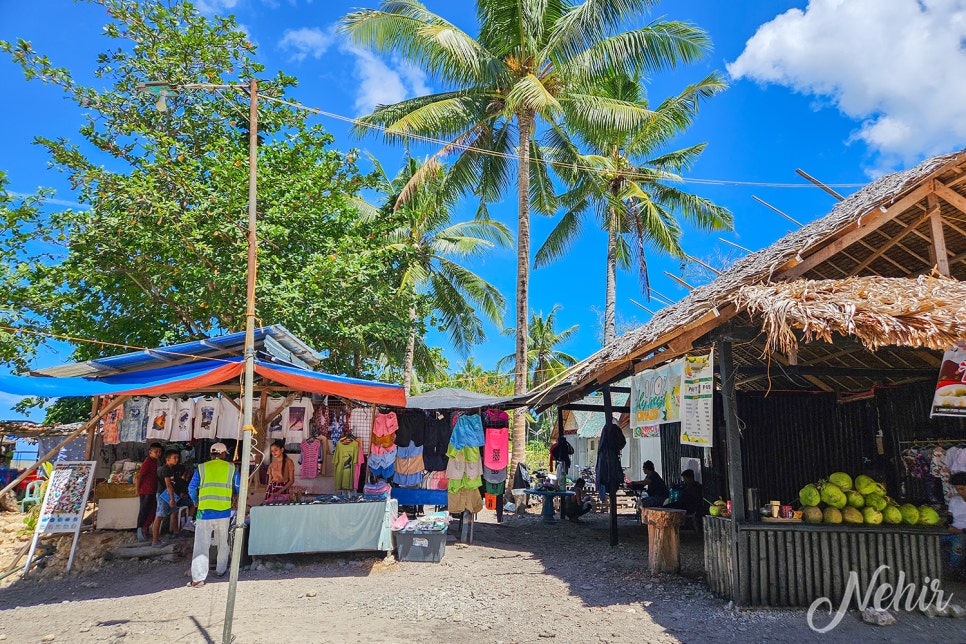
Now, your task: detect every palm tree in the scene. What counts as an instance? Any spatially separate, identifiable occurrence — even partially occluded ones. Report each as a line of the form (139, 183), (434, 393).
(498, 305), (579, 389)
(341, 0), (713, 471)
(537, 72), (733, 345)
(364, 155), (510, 394)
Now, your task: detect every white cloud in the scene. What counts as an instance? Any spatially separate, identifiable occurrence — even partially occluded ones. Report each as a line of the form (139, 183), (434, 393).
(196, 0), (240, 15)
(278, 26), (336, 62)
(345, 45), (431, 116)
(728, 0), (966, 169)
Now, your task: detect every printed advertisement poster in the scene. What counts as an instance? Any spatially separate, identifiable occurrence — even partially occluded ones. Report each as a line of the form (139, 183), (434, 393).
(931, 343), (966, 418)
(632, 425), (661, 438)
(36, 461), (96, 534)
(630, 359), (683, 429)
(681, 352), (715, 446)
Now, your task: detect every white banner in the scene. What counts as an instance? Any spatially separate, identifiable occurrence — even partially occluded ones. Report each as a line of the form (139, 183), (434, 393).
(681, 352), (714, 446)
(36, 461), (96, 533)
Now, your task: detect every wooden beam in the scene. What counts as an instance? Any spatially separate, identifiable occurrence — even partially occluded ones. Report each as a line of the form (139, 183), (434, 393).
(85, 395), (100, 460)
(934, 179), (966, 216)
(735, 365), (937, 378)
(780, 182), (934, 280)
(664, 271), (695, 290)
(796, 168), (846, 200)
(851, 210), (932, 274)
(558, 403), (631, 413)
(719, 340), (745, 605)
(927, 193), (951, 276)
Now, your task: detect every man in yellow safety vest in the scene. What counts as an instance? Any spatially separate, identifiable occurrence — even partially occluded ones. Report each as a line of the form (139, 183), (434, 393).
(187, 442), (240, 587)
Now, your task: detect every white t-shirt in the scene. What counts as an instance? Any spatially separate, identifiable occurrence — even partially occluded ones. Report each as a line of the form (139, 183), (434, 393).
(145, 396), (176, 441)
(283, 397), (314, 445)
(193, 396), (220, 439)
(950, 495), (966, 530)
(217, 396), (241, 439)
(265, 395), (287, 442)
(170, 398), (194, 442)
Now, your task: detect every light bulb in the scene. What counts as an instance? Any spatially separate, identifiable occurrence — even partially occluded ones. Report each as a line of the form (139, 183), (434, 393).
(155, 89), (168, 113)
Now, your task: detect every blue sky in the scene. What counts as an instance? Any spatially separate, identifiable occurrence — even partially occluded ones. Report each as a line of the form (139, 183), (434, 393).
(2, 0), (966, 417)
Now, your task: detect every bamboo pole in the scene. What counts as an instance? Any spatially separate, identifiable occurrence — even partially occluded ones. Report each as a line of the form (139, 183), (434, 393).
(84, 395), (100, 460)
(0, 395), (128, 498)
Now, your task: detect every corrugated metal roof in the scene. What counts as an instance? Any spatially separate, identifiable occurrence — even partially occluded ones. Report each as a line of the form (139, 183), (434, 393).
(30, 325), (324, 378)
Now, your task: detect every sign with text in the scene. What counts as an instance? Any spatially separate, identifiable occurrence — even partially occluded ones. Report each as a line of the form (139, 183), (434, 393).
(681, 352), (714, 446)
(36, 461), (95, 533)
(931, 343), (966, 418)
(630, 359), (683, 429)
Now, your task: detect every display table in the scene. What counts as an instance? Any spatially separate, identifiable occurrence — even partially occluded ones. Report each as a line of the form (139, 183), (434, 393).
(95, 483), (138, 530)
(704, 516), (945, 607)
(524, 489), (573, 522)
(249, 499), (397, 555)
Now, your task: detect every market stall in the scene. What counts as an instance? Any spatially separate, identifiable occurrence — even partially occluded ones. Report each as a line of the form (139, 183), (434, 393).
(0, 325), (407, 557)
(525, 151), (966, 607)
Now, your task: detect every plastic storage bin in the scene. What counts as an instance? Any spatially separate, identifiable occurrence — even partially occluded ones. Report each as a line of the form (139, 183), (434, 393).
(393, 530), (446, 563)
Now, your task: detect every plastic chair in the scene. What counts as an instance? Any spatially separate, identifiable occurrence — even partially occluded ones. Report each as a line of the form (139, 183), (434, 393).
(20, 480), (43, 512)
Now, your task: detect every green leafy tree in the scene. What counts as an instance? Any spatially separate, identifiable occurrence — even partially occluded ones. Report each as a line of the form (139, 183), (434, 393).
(364, 155), (510, 394)
(341, 0), (711, 471)
(0, 0), (412, 421)
(498, 305), (578, 389)
(537, 72), (732, 345)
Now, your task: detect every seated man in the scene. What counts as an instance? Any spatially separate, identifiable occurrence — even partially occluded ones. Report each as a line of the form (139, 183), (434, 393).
(943, 471), (966, 579)
(629, 460), (668, 507)
(563, 478), (593, 522)
(666, 469), (707, 517)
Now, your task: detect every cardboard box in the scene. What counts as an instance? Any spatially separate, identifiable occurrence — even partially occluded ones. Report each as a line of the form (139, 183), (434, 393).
(393, 530), (446, 563)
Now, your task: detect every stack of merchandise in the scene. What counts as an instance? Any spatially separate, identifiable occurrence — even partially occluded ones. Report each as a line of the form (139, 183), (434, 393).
(446, 412), (485, 513)
(394, 412), (425, 486)
(370, 411), (398, 479)
(482, 409), (510, 509)
(363, 481), (392, 501)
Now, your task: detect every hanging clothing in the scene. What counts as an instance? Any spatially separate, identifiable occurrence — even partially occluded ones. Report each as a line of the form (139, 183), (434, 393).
(596, 422), (626, 497)
(300, 439), (322, 478)
(265, 395), (287, 442)
(450, 413), (485, 450)
(170, 397), (194, 442)
(549, 437), (574, 471)
(482, 408), (509, 429)
(119, 396), (150, 443)
(483, 427), (509, 470)
(395, 411), (426, 448)
(372, 412), (398, 437)
(193, 396), (220, 440)
(422, 411), (453, 472)
(448, 486), (483, 514)
(333, 437), (360, 490)
(216, 396), (242, 440)
(284, 397), (314, 447)
(101, 396), (122, 445)
(146, 396), (175, 442)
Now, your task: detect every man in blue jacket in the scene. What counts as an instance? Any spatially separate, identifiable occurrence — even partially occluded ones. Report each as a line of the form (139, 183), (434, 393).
(187, 442), (240, 587)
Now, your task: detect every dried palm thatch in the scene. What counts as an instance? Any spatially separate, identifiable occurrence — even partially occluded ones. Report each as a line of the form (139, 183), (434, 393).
(737, 274), (966, 356)
(527, 149), (966, 406)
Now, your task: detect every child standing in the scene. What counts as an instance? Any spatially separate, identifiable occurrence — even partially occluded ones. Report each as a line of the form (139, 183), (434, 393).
(135, 443), (163, 541)
(152, 449), (187, 545)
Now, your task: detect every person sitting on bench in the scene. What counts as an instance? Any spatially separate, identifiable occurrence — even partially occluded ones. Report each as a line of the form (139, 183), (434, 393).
(563, 478), (593, 522)
(665, 469), (707, 518)
(629, 461), (668, 507)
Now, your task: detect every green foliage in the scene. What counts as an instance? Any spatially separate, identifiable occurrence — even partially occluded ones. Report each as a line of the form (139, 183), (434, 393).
(498, 305), (578, 388)
(0, 0), (414, 387)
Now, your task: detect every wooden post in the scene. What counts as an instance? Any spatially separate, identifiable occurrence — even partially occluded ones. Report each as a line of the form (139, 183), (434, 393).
(719, 339), (745, 605)
(84, 395), (100, 460)
(927, 194), (950, 276)
(556, 408), (565, 520)
(602, 385), (618, 547)
(0, 395), (128, 498)
(644, 508), (685, 573)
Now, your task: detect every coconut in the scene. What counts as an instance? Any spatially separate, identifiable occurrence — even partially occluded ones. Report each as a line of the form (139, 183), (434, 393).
(865, 492), (887, 512)
(709, 505), (722, 517)
(823, 507), (843, 524)
(803, 506), (824, 524)
(862, 506), (883, 525)
(854, 475), (878, 495)
(899, 503), (920, 525)
(820, 482), (847, 509)
(842, 506), (864, 524)
(846, 490), (865, 508)
(918, 506), (941, 526)
(882, 505), (902, 524)
(828, 472), (853, 492)
(799, 484), (821, 508)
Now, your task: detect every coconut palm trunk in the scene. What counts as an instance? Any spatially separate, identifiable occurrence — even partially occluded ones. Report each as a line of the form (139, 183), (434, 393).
(604, 206), (618, 346)
(403, 306), (417, 396)
(511, 110), (533, 474)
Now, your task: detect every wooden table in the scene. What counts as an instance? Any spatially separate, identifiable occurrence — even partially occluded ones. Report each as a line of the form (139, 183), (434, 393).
(524, 489), (574, 522)
(644, 508), (686, 573)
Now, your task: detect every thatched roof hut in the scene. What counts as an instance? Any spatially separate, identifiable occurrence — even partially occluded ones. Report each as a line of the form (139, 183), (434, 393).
(529, 149), (966, 406)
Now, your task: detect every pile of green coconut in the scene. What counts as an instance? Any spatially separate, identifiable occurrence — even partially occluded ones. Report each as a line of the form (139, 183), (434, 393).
(799, 473), (941, 526)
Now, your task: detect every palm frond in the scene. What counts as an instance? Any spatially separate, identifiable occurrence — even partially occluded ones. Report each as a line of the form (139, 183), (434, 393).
(534, 209), (583, 268)
(505, 73), (562, 117)
(546, 0), (658, 60)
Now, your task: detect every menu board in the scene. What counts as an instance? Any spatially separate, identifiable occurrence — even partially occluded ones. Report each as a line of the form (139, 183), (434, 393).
(681, 352), (714, 446)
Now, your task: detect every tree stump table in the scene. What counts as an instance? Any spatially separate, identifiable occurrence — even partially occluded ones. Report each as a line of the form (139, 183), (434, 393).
(644, 508), (686, 573)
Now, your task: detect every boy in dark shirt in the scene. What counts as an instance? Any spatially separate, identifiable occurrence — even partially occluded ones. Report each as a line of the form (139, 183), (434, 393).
(151, 449), (188, 545)
(135, 443), (163, 541)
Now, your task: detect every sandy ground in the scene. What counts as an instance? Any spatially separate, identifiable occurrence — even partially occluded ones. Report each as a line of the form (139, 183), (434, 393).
(0, 506), (963, 643)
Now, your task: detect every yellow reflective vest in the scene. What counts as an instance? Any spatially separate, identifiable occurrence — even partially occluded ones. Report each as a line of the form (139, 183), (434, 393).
(197, 459), (236, 512)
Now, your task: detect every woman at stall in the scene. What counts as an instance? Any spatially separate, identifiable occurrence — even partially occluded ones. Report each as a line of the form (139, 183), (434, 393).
(265, 439), (295, 501)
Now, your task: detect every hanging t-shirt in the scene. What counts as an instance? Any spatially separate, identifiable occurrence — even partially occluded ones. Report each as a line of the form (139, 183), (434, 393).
(170, 397), (194, 442)
(483, 427), (510, 469)
(300, 439), (322, 479)
(265, 395), (287, 442)
(101, 397), (122, 445)
(217, 396), (241, 440)
(395, 411), (426, 447)
(422, 411), (452, 472)
(119, 396), (150, 443)
(333, 437), (359, 490)
(284, 397), (315, 445)
(193, 396), (220, 440)
(146, 396), (176, 441)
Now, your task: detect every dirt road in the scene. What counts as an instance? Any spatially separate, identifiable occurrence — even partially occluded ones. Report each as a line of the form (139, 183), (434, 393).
(0, 507), (963, 643)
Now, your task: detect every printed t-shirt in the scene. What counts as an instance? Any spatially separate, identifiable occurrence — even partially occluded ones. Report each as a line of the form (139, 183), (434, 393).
(284, 397), (314, 445)
(170, 398), (194, 442)
(333, 438), (360, 490)
(193, 396), (219, 439)
(146, 396), (176, 441)
(158, 463), (187, 497)
(119, 396), (150, 443)
(102, 403), (122, 445)
(265, 395), (288, 442)
(483, 427), (509, 469)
